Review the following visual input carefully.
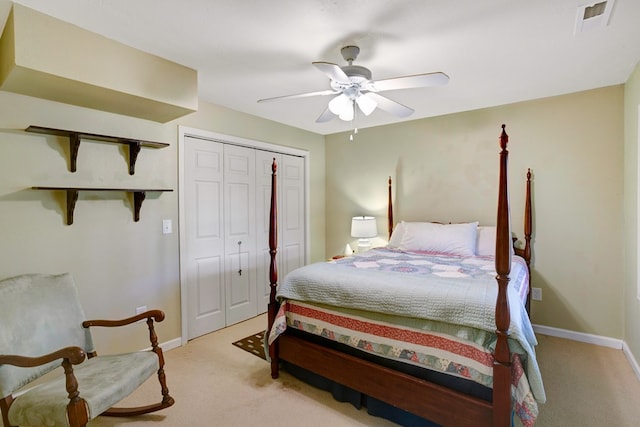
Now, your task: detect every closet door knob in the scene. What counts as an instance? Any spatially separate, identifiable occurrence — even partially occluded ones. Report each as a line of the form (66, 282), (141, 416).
(237, 241), (242, 276)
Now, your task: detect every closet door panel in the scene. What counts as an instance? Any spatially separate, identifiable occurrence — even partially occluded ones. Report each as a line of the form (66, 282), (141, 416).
(224, 145), (257, 325)
(184, 136), (225, 339)
(195, 257), (223, 314)
(280, 155), (305, 278)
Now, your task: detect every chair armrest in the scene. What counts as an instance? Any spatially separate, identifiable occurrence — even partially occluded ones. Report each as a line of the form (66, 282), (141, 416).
(82, 309), (165, 328)
(0, 346), (85, 367)
(83, 310), (166, 360)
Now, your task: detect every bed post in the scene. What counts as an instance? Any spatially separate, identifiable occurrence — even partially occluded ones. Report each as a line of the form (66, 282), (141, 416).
(524, 169), (532, 263)
(524, 169), (533, 312)
(493, 124), (512, 427)
(267, 158), (280, 379)
(388, 176), (394, 240)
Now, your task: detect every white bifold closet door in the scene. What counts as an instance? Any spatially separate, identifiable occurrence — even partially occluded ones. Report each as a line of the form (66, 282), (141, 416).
(223, 144), (257, 326)
(255, 151), (305, 309)
(184, 136), (304, 340)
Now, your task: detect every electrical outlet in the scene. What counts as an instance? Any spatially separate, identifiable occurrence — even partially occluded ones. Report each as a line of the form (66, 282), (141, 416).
(531, 288), (542, 301)
(136, 305), (147, 315)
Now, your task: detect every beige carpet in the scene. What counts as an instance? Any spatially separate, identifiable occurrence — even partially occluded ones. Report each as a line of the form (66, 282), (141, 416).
(88, 314), (640, 427)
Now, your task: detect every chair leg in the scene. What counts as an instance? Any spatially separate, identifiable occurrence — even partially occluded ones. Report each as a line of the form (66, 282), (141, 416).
(63, 359), (90, 427)
(1, 396), (17, 427)
(66, 399), (89, 427)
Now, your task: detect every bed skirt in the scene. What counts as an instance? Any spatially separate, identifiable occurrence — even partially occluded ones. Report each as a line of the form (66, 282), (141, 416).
(284, 361), (441, 426)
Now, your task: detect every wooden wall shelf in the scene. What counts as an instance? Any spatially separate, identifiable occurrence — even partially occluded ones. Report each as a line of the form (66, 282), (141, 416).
(26, 125), (169, 175)
(32, 187), (173, 225)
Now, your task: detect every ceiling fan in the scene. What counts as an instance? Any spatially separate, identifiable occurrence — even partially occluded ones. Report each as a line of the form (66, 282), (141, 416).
(258, 45), (449, 123)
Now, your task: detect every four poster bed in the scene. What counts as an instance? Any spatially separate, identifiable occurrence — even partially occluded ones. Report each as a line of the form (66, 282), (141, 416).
(266, 125), (545, 427)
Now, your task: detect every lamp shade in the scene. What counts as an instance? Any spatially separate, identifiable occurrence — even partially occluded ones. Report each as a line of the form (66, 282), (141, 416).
(351, 216), (377, 238)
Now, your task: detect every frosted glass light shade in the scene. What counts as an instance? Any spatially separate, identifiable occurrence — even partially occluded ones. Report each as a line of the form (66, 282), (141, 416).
(356, 94), (377, 116)
(329, 94), (350, 114)
(338, 105), (354, 121)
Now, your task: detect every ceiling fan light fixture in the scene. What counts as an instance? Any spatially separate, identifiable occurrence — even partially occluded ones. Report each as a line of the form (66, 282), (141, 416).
(259, 45), (449, 125)
(356, 94), (377, 116)
(328, 93), (350, 115)
(338, 102), (355, 121)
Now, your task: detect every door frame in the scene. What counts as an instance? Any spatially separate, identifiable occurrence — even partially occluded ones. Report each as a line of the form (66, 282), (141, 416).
(178, 126), (310, 345)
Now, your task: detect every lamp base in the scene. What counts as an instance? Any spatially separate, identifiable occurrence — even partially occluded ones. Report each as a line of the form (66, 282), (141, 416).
(357, 238), (371, 252)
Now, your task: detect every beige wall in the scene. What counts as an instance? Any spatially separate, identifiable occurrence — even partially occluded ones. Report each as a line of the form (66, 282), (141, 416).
(0, 74), (633, 356)
(0, 92), (325, 354)
(624, 61), (640, 363)
(325, 86), (625, 338)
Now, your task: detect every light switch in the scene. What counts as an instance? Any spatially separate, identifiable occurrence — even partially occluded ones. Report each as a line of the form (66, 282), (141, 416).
(162, 219), (172, 234)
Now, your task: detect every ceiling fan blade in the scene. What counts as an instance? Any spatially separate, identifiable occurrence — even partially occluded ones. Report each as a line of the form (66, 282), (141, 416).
(316, 106), (335, 123)
(258, 89), (336, 103)
(371, 72), (449, 92)
(313, 62), (351, 85)
(365, 92), (414, 118)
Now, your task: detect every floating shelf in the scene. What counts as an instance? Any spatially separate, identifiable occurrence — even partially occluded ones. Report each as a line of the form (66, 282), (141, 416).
(26, 125), (169, 175)
(32, 187), (173, 225)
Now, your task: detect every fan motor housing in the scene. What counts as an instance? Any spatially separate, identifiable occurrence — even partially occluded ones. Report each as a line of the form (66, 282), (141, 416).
(341, 65), (372, 80)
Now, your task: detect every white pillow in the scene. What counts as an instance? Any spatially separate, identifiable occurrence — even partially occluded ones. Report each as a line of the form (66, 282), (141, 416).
(476, 225), (515, 256)
(387, 221), (406, 248)
(398, 221), (478, 256)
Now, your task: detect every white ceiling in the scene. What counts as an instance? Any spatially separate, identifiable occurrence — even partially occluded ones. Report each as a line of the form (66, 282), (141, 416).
(1, 0), (639, 135)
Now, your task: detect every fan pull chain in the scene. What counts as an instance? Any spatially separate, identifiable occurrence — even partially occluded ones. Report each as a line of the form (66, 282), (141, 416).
(350, 127), (358, 142)
(237, 241), (242, 276)
(350, 102), (358, 142)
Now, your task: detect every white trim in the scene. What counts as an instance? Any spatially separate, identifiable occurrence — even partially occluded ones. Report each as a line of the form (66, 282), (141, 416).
(623, 341), (640, 380)
(160, 337), (183, 352)
(534, 324), (640, 382)
(139, 337), (183, 352)
(178, 127), (188, 345)
(178, 126), (308, 157)
(177, 126), (310, 345)
(533, 324), (623, 349)
(637, 105), (640, 301)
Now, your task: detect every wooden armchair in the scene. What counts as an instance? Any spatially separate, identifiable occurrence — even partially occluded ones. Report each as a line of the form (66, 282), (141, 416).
(0, 273), (174, 427)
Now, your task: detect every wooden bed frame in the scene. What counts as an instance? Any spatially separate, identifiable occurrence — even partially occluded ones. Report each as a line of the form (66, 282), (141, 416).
(267, 124), (533, 427)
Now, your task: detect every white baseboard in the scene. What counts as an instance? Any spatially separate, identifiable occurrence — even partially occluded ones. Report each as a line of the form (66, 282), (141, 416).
(160, 337), (182, 352)
(533, 324), (623, 349)
(141, 337), (182, 353)
(623, 341), (640, 381)
(534, 323), (640, 381)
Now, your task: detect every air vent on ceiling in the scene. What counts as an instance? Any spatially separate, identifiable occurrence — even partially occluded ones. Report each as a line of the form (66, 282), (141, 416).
(574, 0), (615, 34)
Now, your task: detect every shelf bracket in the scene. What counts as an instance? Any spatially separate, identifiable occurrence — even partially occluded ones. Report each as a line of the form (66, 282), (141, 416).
(133, 191), (147, 222)
(69, 133), (81, 173)
(129, 141), (142, 175)
(66, 189), (79, 225)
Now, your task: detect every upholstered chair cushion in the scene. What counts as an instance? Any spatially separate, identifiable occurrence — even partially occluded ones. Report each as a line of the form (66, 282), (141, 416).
(8, 351), (159, 427)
